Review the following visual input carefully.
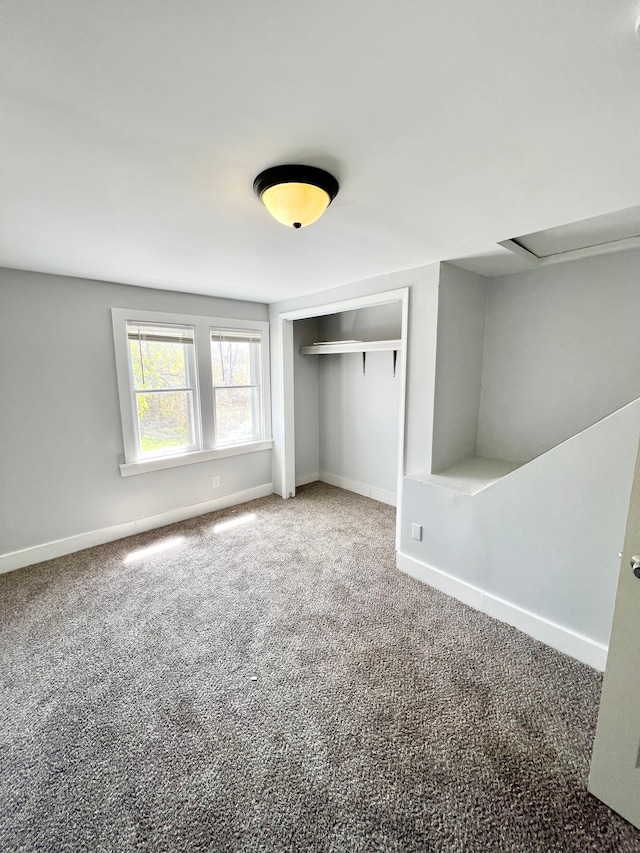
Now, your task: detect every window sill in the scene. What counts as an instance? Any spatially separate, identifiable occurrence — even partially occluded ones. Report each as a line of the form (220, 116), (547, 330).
(119, 439), (273, 477)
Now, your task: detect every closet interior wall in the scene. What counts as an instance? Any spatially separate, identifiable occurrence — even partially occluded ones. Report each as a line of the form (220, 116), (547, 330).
(293, 303), (402, 504)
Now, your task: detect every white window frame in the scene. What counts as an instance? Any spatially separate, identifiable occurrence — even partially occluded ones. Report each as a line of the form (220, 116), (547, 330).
(112, 308), (272, 476)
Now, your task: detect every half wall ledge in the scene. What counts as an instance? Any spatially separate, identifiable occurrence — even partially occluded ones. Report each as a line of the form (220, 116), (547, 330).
(408, 455), (522, 496)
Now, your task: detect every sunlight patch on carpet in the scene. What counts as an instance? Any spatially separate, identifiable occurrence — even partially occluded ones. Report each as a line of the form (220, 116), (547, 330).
(213, 513), (256, 533)
(124, 536), (185, 564)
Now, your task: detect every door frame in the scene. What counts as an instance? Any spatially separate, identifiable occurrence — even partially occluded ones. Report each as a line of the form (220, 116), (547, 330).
(274, 287), (409, 550)
(589, 427), (640, 826)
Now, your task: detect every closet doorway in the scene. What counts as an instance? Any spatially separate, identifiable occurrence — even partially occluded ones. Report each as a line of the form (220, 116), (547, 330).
(274, 288), (408, 548)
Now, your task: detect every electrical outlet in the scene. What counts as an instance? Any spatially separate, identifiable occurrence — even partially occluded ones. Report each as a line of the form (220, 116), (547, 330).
(212, 477), (220, 489)
(411, 523), (422, 541)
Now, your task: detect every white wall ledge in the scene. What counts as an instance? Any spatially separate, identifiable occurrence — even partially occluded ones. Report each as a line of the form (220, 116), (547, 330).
(409, 456), (522, 495)
(119, 439), (273, 476)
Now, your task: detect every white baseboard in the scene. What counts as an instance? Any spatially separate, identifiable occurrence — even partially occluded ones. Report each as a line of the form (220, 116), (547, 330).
(319, 471), (396, 507)
(0, 483), (274, 575)
(396, 551), (608, 671)
(295, 472), (319, 487)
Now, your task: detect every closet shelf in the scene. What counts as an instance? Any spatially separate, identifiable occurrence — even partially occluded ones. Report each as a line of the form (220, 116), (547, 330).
(300, 339), (402, 355)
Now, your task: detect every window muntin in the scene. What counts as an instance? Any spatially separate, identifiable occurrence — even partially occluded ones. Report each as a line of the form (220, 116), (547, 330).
(211, 329), (262, 446)
(126, 322), (200, 457)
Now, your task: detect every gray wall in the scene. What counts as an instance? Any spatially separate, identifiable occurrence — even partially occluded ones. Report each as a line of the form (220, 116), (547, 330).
(317, 306), (401, 496)
(319, 302), (402, 342)
(292, 306), (402, 496)
(293, 318), (319, 483)
(0, 268), (271, 555)
(317, 352), (399, 495)
(477, 249), (640, 462)
(431, 264), (487, 472)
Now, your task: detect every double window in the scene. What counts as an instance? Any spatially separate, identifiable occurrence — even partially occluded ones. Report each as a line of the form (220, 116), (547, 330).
(112, 308), (271, 475)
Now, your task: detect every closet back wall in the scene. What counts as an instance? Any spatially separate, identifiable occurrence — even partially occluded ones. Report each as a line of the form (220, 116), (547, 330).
(316, 306), (401, 505)
(318, 351), (399, 503)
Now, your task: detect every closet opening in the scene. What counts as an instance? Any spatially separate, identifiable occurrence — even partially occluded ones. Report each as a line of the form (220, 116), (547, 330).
(275, 288), (409, 549)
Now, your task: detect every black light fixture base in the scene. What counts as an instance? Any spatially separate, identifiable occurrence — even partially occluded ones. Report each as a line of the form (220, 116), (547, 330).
(253, 164), (339, 202)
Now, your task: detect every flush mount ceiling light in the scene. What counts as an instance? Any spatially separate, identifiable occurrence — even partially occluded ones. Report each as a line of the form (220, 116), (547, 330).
(253, 164), (339, 229)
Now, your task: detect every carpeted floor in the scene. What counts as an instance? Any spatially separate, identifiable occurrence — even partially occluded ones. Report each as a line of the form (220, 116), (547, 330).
(1, 482), (639, 852)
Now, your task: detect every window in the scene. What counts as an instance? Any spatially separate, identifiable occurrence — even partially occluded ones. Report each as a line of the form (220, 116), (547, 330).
(112, 308), (271, 475)
(211, 329), (262, 446)
(127, 322), (200, 458)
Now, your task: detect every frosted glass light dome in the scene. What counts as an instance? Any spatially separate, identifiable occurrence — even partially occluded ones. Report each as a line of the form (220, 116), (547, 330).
(254, 165), (339, 229)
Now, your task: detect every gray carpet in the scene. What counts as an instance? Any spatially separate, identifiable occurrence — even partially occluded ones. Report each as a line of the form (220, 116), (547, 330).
(1, 481), (639, 852)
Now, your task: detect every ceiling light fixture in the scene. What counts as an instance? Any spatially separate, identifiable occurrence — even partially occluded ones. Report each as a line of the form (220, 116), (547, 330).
(253, 164), (339, 229)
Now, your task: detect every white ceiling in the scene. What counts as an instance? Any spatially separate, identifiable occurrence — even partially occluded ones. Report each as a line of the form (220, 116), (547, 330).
(2, 1), (640, 303)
